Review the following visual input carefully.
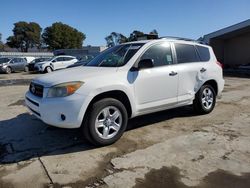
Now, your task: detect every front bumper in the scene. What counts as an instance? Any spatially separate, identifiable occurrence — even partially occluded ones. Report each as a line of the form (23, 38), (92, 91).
(0, 66), (7, 72)
(25, 91), (88, 128)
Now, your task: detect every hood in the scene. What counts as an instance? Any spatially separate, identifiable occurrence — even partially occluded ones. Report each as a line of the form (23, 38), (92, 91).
(32, 66), (118, 87)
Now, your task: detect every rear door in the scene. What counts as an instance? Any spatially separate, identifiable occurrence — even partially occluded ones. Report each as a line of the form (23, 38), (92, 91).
(52, 57), (64, 70)
(173, 43), (209, 104)
(63, 57), (75, 68)
(18, 58), (27, 71)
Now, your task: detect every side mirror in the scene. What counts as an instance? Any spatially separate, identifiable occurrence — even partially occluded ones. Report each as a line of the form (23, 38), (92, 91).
(138, 59), (154, 70)
(52, 60), (56, 63)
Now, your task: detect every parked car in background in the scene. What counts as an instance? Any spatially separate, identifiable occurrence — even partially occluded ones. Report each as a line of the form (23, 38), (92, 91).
(67, 60), (88, 68)
(67, 55), (95, 68)
(0, 57), (28, 74)
(25, 38), (224, 146)
(23, 56), (35, 64)
(78, 55), (95, 62)
(26, 57), (51, 72)
(0, 57), (11, 73)
(34, 55), (77, 73)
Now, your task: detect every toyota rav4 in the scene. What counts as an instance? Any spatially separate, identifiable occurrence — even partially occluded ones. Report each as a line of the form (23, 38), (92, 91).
(25, 38), (224, 146)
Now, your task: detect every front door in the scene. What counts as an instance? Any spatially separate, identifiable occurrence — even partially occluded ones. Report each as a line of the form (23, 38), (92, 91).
(133, 42), (179, 113)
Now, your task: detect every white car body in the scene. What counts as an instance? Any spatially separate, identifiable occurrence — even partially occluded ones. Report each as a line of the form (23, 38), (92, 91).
(35, 55), (77, 72)
(23, 56), (35, 64)
(25, 38), (224, 129)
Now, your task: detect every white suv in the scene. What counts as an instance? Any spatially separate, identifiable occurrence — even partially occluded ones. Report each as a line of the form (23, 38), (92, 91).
(25, 38), (224, 146)
(34, 55), (77, 73)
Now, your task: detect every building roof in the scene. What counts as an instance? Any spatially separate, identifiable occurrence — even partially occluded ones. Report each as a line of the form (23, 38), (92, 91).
(203, 19), (250, 43)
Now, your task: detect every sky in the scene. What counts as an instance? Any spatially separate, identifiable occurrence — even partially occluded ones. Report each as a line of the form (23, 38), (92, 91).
(0, 0), (250, 46)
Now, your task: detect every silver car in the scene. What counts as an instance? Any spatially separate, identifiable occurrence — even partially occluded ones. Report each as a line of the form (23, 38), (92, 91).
(0, 57), (28, 74)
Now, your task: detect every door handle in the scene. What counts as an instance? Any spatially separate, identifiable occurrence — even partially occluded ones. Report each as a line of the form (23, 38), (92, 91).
(169, 71), (178, 76)
(200, 68), (207, 73)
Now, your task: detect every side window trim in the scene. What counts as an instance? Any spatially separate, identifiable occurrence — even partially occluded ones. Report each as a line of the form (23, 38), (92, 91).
(194, 45), (202, 62)
(174, 42), (200, 64)
(195, 45), (211, 62)
(194, 46), (202, 62)
(133, 42), (176, 69)
(171, 42), (178, 65)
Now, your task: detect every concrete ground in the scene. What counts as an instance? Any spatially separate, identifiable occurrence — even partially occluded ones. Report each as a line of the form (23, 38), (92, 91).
(0, 73), (250, 188)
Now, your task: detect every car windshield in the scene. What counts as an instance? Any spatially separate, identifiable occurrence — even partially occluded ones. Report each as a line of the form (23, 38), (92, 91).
(0, 58), (10, 64)
(86, 43), (145, 67)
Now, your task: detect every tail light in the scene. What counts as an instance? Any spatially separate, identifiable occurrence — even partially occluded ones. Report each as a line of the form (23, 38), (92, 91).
(216, 61), (223, 69)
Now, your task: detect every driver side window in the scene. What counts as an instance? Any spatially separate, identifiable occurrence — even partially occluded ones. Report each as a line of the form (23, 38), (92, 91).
(140, 42), (173, 67)
(10, 59), (17, 63)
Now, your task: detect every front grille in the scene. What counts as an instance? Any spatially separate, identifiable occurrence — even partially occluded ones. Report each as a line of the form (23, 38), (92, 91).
(30, 82), (44, 97)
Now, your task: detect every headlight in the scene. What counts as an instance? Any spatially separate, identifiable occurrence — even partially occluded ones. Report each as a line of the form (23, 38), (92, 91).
(47, 81), (84, 98)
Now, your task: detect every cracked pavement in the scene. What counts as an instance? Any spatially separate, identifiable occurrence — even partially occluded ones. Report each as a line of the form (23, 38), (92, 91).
(0, 73), (250, 188)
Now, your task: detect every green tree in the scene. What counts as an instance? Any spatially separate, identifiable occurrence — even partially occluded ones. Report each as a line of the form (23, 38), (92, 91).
(105, 32), (128, 47)
(105, 29), (158, 47)
(128, 30), (144, 41)
(6, 21), (42, 52)
(149, 29), (158, 35)
(42, 22), (86, 50)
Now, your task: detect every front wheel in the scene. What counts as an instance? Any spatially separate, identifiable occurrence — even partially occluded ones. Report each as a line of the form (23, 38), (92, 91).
(82, 98), (128, 146)
(193, 85), (216, 114)
(45, 66), (53, 73)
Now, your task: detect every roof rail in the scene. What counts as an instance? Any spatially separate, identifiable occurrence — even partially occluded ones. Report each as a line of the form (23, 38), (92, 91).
(159, 36), (207, 44)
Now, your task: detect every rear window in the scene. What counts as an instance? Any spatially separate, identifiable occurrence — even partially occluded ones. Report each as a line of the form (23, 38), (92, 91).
(175, 43), (200, 63)
(196, 45), (210, 62)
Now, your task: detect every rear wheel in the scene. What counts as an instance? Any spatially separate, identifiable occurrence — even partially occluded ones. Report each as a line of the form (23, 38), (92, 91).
(193, 85), (216, 114)
(24, 66), (29, 72)
(5, 67), (12, 74)
(82, 98), (128, 146)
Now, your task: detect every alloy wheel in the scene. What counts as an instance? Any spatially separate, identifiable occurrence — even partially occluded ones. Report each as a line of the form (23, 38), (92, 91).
(94, 106), (122, 139)
(201, 88), (214, 110)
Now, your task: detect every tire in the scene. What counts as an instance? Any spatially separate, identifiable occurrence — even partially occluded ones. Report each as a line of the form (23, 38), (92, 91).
(24, 66), (29, 72)
(193, 85), (216, 114)
(45, 66), (53, 73)
(82, 98), (128, 146)
(5, 67), (12, 74)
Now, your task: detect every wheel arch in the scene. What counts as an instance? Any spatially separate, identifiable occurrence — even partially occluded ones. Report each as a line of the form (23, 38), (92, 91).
(82, 90), (133, 127)
(202, 79), (218, 95)
(6, 66), (12, 73)
(44, 66), (53, 72)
